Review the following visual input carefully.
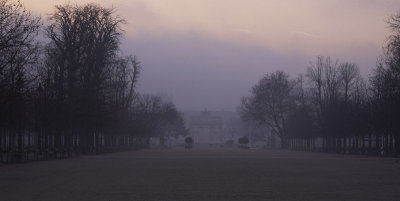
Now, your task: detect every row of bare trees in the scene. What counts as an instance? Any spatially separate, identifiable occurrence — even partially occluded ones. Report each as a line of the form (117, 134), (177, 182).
(0, 1), (187, 163)
(241, 13), (400, 156)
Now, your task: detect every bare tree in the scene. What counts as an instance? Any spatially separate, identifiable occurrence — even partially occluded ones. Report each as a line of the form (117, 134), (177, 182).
(240, 70), (294, 148)
(131, 94), (187, 148)
(369, 12), (400, 156)
(40, 3), (131, 153)
(0, 0), (41, 159)
(0, 0), (41, 71)
(306, 56), (366, 153)
(339, 62), (360, 104)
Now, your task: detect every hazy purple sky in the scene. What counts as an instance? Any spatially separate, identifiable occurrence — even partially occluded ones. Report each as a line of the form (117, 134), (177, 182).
(25, 0), (400, 111)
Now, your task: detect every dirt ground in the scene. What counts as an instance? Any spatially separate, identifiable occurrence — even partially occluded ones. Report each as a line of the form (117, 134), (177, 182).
(1, 147), (400, 201)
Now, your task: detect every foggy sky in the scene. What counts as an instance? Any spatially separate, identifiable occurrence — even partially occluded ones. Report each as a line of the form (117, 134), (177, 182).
(24, 0), (400, 111)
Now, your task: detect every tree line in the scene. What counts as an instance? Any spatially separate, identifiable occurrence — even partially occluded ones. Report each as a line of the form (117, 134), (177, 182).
(0, 0), (187, 163)
(241, 12), (400, 156)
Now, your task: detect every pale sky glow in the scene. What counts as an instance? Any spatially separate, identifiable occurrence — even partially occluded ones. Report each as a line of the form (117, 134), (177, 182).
(25, 0), (396, 54)
(23, 0), (400, 111)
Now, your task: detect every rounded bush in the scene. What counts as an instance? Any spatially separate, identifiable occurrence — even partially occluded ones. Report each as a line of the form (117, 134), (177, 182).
(238, 137), (249, 145)
(185, 137), (194, 145)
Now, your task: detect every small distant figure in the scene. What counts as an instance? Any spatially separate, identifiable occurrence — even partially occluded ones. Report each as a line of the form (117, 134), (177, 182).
(185, 137), (194, 149)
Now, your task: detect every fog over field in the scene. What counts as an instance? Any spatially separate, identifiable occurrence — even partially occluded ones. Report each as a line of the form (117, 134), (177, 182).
(24, 0), (400, 111)
(1, 149), (400, 201)
(1, 0), (400, 200)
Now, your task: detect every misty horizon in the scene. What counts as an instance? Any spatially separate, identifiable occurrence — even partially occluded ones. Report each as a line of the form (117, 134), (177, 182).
(122, 32), (381, 111)
(24, 0), (400, 111)
(2, 1), (400, 201)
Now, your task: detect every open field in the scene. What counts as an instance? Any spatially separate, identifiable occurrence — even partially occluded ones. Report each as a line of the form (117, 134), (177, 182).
(1, 148), (400, 201)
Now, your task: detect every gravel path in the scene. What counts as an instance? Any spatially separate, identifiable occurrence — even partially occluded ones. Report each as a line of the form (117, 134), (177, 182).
(1, 148), (400, 201)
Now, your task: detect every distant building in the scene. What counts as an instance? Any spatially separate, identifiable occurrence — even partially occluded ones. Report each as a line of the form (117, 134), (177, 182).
(182, 109), (277, 147)
(188, 109), (223, 144)
(181, 109), (240, 144)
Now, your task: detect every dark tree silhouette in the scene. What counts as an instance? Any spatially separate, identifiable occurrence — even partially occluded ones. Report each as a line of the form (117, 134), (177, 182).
(240, 70), (294, 148)
(238, 137), (249, 149)
(0, 0), (41, 162)
(131, 94), (188, 148)
(185, 137), (193, 149)
(240, 56), (374, 154)
(37, 3), (140, 155)
(285, 76), (317, 151)
(339, 62), (360, 104)
(0, 2), (189, 163)
(370, 12), (400, 156)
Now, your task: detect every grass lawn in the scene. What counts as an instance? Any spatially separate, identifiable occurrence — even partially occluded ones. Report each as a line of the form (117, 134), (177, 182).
(1, 148), (399, 201)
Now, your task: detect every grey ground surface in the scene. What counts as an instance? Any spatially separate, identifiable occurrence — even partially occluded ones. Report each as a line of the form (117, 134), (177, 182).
(1, 148), (400, 201)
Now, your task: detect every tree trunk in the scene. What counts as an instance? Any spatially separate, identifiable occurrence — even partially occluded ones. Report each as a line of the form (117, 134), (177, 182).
(385, 133), (389, 156)
(389, 134), (394, 156)
(395, 135), (400, 157)
(362, 135), (365, 154)
(280, 136), (287, 149)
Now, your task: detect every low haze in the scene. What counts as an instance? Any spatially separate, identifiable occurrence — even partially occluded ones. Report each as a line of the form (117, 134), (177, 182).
(2, 1), (400, 200)
(25, 0), (400, 110)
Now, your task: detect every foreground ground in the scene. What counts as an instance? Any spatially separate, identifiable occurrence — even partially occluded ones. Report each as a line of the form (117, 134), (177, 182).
(0, 147), (400, 201)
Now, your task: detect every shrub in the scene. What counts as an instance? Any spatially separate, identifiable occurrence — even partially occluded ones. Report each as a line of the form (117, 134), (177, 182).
(185, 137), (194, 149)
(238, 137), (249, 145)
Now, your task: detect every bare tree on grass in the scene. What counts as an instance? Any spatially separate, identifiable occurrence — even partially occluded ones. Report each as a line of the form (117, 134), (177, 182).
(40, 3), (137, 154)
(0, 0), (41, 161)
(306, 56), (364, 153)
(339, 62), (360, 104)
(240, 71), (294, 148)
(370, 12), (400, 156)
(131, 94), (188, 148)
